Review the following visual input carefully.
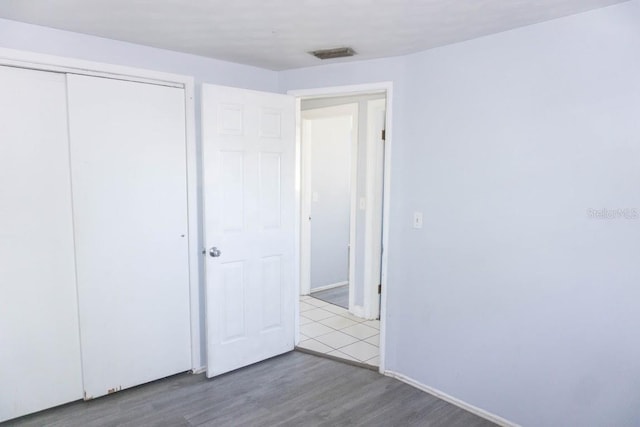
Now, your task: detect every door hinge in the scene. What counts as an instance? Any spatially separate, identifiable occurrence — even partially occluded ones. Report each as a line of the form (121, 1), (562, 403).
(381, 129), (386, 141)
(378, 284), (382, 294)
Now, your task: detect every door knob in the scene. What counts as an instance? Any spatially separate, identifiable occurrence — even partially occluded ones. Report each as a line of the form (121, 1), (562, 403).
(209, 247), (222, 258)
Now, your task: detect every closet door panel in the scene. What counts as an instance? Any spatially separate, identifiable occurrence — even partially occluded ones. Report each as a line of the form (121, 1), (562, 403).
(0, 66), (83, 422)
(66, 75), (191, 399)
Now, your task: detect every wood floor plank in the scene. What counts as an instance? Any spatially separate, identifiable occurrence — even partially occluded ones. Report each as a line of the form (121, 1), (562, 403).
(5, 351), (496, 427)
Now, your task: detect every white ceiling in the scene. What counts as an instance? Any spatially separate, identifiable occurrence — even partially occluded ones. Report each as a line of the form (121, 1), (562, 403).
(0, 0), (628, 70)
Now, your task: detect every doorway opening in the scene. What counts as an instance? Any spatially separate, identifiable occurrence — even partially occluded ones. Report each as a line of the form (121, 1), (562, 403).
(291, 84), (391, 370)
(302, 101), (357, 311)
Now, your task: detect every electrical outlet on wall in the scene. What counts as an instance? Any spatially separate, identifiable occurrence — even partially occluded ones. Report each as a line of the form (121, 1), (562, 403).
(413, 212), (423, 229)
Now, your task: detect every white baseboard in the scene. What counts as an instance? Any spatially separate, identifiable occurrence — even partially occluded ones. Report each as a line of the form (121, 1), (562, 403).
(192, 366), (206, 375)
(310, 281), (348, 293)
(349, 304), (366, 319)
(384, 370), (519, 427)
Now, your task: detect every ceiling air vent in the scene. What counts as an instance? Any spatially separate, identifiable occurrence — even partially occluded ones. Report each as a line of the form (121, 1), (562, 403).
(309, 47), (356, 60)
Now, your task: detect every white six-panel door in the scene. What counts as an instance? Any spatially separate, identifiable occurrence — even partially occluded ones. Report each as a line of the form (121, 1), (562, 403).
(202, 84), (295, 376)
(0, 66), (83, 421)
(66, 75), (192, 399)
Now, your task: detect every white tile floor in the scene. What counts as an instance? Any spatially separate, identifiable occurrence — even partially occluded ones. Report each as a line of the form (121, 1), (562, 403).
(297, 295), (379, 366)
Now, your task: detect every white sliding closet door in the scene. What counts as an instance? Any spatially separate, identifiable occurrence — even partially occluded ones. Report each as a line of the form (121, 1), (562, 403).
(66, 75), (191, 399)
(0, 66), (83, 422)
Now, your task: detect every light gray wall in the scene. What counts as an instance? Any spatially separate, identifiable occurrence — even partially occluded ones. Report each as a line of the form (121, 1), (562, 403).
(0, 17), (279, 371)
(282, 2), (640, 426)
(304, 109), (353, 290)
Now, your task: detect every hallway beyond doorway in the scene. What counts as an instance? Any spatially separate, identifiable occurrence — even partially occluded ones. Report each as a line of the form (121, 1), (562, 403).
(311, 284), (348, 309)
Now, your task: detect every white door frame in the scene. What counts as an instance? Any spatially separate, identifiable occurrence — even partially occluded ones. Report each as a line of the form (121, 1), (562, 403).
(288, 82), (393, 374)
(363, 98), (386, 320)
(0, 47), (203, 372)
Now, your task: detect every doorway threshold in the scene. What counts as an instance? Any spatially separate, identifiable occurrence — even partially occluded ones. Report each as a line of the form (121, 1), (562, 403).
(294, 348), (378, 371)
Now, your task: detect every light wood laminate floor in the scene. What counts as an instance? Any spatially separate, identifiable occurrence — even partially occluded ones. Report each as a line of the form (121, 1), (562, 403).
(7, 352), (496, 427)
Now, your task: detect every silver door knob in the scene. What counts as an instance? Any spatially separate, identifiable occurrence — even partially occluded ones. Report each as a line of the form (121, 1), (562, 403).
(209, 247), (222, 258)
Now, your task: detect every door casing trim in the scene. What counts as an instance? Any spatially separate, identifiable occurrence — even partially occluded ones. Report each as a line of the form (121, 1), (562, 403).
(288, 82), (393, 374)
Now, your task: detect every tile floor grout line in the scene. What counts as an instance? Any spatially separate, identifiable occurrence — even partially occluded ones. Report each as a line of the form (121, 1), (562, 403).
(302, 321), (379, 339)
(299, 295), (380, 365)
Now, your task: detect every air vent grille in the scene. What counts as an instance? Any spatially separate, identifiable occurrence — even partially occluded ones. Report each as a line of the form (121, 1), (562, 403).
(309, 47), (356, 60)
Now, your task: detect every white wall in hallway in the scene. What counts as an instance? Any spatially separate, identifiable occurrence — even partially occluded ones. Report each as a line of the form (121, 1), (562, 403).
(303, 107), (354, 291)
